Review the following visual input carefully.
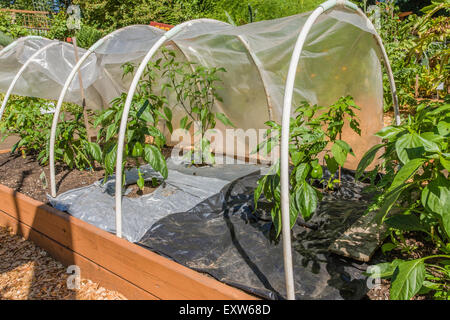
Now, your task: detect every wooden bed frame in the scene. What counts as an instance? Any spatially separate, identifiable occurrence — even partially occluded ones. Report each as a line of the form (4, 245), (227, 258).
(0, 183), (257, 300)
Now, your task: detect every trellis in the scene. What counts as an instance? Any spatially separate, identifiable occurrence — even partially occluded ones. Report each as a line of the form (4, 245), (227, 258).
(0, 9), (50, 34)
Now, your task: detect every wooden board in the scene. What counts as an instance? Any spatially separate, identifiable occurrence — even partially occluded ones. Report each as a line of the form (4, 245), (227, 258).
(328, 210), (389, 262)
(0, 184), (257, 300)
(0, 210), (157, 300)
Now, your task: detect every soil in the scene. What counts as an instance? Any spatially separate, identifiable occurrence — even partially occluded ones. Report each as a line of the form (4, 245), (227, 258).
(366, 232), (443, 300)
(0, 146), (174, 204)
(0, 152), (104, 204)
(125, 180), (159, 198)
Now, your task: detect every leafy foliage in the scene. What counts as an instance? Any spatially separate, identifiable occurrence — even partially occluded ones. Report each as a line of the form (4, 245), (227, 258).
(0, 30), (13, 47)
(196, 0), (323, 26)
(92, 59), (170, 189)
(0, 96), (96, 170)
(159, 48), (232, 165)
(369, 1), (449, 111)
(71, 0), (324, 30)
(72, 0), (193, 32)
(254, 96), (361, 236)
(0, 10), (29, 39)
(359, 97), (450, 300)
(47, 10), (105, 49)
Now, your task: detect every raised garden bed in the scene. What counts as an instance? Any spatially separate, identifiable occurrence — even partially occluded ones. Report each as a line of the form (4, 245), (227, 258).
(0, 153), (256, 300)
(0, 152), (379, 300)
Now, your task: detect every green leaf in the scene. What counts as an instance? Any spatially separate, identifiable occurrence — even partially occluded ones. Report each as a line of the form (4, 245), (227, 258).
(376, 126), (405, 141)
(136, 100), (150, 119)
(331, 140), (351, 166)
(444, 212), (450, 240)
(295, 163), (310, 184)
(295, 182), (318, 221)
(390, 259), (426, 300)
(63, 148), (74, 169)
(271, 205), (282, 237)
(418, 134), (441, 153)
(291, 150), (304, 166)
(365, 260), (402, 279)
(166, 121), (173, 134)
(180, 116), (188, 130)
(421, 172), (450, 216)
(88, 142), (102, 163)
(373, 183), (410, 223)
(356, 143), (385, 179)
(104, 144), (117, 175)
(105, 124), (116, 142)
(10, 141), (19, 154)
(437, 120), (450, 137)
(421, 173), (450, 236)
(388, 158), (425, 192)
(140, 108), (154, 124)
(144, 144), (168, 179)
(253, 175), (267, 210)
(395, 133), (425, 164)
(146, 126), (166, 145)
(381, 243), (396, 254)
(164, 107), (172, 122)
(215, 112), (235, 128)
(440, 156), (450, 171)
(385, 214), (427, 233)
(289, 195), (299, 228)
(324, 154), (338, 174)
(137, 169), (145, 190)
(94, 109), (114, 127)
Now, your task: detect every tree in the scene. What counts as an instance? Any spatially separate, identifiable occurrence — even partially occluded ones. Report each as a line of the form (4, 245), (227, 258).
(352, 0), (433, 14)
(72, 0), (193, 31)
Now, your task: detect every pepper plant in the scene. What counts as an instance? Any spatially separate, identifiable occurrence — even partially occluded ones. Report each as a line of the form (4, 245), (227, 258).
(0, 96), (96, 170)
(0, 96), (51, 156)
(45, 108), (96, 170)
(359, 98), (450, 300)
(254, 96), (361, 236)
(92, 59), (170, 190)
(160, 48), (234, 164)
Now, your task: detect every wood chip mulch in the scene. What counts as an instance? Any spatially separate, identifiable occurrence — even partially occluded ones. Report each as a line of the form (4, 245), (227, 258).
(0, 226), (127, 300)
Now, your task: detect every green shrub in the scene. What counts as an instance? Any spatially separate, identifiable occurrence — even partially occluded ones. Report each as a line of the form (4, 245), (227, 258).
(0, 11), (29, 39)
(359, 97), (450, 300)
(0, 95), (96, 170)
(0, 30), (13, 47)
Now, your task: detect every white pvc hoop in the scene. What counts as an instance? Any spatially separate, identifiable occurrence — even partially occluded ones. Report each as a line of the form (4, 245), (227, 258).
(112, 18), (279, 238)
(113, 20), (192, 239)
(48, 25), (165, 197)
(280, 4), (325, 302)
(280, 0), (400, 300)
(0, 35), (45, 56)
(0, 41), (59, 122)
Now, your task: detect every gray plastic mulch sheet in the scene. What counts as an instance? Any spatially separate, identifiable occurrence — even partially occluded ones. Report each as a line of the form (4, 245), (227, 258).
(48, 158), (261, 242)
(138, 170), (374, 300)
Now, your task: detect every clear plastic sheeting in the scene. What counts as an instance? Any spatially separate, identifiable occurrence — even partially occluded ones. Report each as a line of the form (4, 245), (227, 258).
(0, 36), (105, 108)
(48, 158), (261, 242)
(1, 7), (384, 168)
